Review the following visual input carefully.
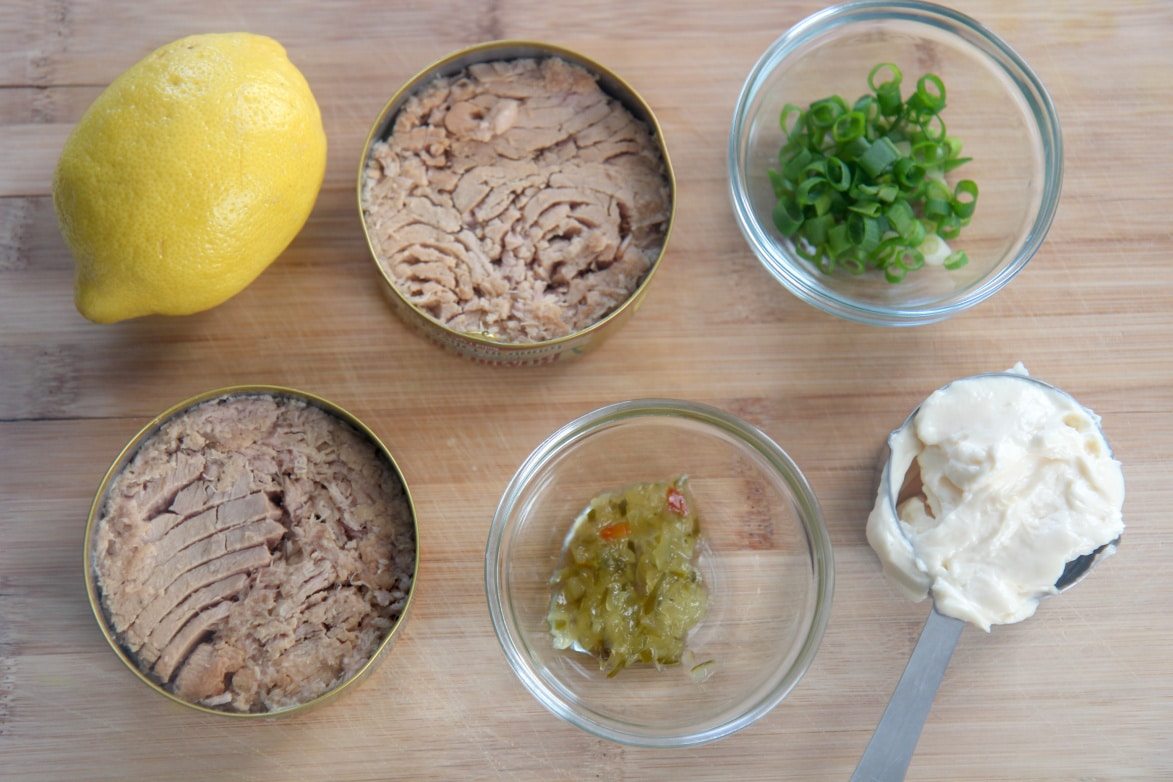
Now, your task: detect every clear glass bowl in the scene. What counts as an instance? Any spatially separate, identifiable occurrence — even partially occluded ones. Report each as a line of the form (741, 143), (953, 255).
(729, 0), (1063, 326)
(485, 399), (833, 747)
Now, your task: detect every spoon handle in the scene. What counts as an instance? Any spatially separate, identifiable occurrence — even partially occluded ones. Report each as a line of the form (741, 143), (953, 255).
(849, 608), (966, 782)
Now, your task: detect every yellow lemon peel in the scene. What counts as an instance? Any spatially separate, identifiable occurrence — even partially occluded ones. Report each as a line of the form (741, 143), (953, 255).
(53, 32), (327, 323)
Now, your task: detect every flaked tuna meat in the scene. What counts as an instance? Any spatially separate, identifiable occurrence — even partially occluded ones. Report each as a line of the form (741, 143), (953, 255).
(152, 598), (237, 683)
(138, 573), (249, 666)
(122, 544), (275, 653)
(91, 393), (416, 714)
(362, 57), (671, 343)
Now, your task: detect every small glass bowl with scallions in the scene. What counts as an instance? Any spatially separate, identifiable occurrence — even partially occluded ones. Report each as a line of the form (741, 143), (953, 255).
(729, 0), (1062, 326)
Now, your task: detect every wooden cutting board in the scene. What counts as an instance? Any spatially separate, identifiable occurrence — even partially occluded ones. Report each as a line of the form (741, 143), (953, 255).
(1, 1), (1170, 779)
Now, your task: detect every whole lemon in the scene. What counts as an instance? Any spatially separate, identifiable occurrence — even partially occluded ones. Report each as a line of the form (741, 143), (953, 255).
(53, 33), (327, 323)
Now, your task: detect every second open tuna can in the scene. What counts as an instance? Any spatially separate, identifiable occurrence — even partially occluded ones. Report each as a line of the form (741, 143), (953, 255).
(83, 386), (418, 717)
(358, 40), (677, 366)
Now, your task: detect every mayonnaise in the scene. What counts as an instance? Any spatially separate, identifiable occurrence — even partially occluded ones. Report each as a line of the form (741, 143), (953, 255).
(866, 364), (1125, 631)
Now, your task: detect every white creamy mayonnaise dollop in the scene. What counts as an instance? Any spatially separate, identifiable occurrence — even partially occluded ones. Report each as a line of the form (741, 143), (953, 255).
(866, 364), (1125, 631)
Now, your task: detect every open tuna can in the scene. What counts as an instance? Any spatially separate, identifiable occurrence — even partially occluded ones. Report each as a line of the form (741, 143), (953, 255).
(83, 386), (418, 717)
(358, 40), (677, 366)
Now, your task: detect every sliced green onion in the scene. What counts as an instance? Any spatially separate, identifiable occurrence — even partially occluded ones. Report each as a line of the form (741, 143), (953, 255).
(869, 63), (904, 117)
(876, 183), (900, 204)
(851, 182), (880, 200)
(847, 212), (882, 252)
(944, 250), (970, 270)
(827, 222), (852, 258)
(915, 74), (947, 112)
(938, 213), (962, 240)
(832, 111), (867, 143)
(885, 200), (916, 236)
(781, 146), (814, 181)
(780, 104), (805, 140)
(848, 200), (882, 218)
(897, 246), (925, 271)
(853, 94), (879, 125)
(824, 156), (852, 191)
(837, 248), (867, 275)
(893, 157), (925, 191)
(903, 217), (927, 247)
(801, 212), (835, 248)
(868, 63), (903, 92)
(795, 176), (826, 205)
(772, 198), (804, 236)
(837, 135), (871, 161)
(923, 196), (952, 222)
(943, 155), (973, 173)
(808, 95), (848, 131)
(767, 168), (788, 198)
(919, 233), (951, 266)
(858, 136), (902, 178)
(911, 140), (945, 167)
(923, 178), (953, 203)
(802, 158), (828, 179)
(769, 63), (977, 282)
(952, 180), (979, 219)
(917, 112), (948, 143)
(794, 237), (822, 263)
(813, 251), (835, 274)
(876, 84), (903, 118)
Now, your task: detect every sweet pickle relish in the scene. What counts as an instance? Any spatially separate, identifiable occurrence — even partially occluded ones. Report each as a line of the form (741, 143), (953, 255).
(547, 476), (708, 676)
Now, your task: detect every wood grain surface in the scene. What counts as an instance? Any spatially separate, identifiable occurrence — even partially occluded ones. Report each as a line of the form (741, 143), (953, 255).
(2, 1), (1171, 780)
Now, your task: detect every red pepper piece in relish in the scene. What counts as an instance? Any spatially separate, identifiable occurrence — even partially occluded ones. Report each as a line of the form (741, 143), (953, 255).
(598, 521), (632, 542)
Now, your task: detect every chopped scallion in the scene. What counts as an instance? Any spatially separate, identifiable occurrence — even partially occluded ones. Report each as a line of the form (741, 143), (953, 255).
(944, 250), (970, 270)
(766, 63), (978, 283)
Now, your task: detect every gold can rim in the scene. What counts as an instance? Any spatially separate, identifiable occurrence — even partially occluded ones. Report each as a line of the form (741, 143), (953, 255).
(356, 39), (678, 359)
(83, 384), (420, 718)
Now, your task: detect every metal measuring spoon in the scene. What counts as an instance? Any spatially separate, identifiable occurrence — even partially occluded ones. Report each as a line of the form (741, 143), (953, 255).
(850, 373), (1122, 782)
